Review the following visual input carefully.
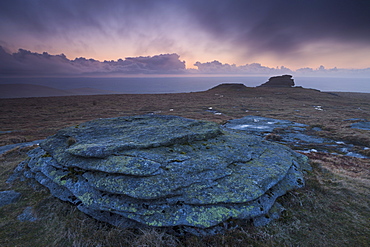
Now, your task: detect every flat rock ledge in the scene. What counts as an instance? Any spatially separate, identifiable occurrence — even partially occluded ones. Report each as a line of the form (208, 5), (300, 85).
(16, 115), (310, 235)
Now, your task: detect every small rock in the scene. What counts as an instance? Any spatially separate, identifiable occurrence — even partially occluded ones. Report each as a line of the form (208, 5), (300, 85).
(351, 121), (370, 131)
(343, 118), (367, 121)
(17, 206), (37, 222)
(0, 140), (42, 156)
(0, 190), (21, 208)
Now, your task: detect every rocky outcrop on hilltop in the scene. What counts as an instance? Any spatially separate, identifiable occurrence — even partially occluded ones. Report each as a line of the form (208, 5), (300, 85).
(259, 75), (295, 87)
(17, 115), (310, 235)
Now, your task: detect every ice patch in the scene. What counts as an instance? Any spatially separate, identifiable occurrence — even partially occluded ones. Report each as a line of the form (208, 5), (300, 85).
(230, 124), (270, 130)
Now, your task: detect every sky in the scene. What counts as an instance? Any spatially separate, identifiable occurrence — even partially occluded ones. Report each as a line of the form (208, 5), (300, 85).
(1, 0), (370, 77)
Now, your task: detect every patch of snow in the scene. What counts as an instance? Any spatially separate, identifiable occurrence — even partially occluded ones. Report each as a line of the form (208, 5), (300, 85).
(257, 126), (270, 129)
(229, 124), (252, 129)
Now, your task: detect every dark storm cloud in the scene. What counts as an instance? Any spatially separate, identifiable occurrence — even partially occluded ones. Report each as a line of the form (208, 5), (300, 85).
(1, 0), (370, 74)
(185, 0), (370, 55)
(1, 0), (369, 55)
(0, 47), (185, 76)
(0, 0), (165, 38)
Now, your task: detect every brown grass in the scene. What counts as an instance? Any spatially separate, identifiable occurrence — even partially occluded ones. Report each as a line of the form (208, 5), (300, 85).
(1, 87), (370, 146)
(1, 86), (370, 246)
(1, 147), (369, 246)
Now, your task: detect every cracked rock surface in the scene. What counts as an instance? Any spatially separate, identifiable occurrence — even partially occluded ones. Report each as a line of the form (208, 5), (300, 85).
(18, 115), (310, 235)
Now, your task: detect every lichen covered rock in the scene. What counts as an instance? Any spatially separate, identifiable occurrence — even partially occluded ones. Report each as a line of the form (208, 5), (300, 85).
(19, 115), (310, 235)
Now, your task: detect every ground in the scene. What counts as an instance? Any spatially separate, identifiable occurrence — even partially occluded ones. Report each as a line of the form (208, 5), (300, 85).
(0, 85), (369, 246)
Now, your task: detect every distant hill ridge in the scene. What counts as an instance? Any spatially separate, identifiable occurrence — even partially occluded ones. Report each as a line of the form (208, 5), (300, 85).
(0, 84), (119, 98)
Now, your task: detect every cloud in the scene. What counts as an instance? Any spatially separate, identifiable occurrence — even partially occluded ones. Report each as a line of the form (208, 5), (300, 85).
(295, 65), (370, 77)
(1, 0), (370, 69)
(192, 60), (370, 77)
(0, 46), (81, 75)
(193, 59), (370, 77)
(194, 60), (291, 74)
(0, 46), (186, 76)
(122, 54), (186, 73)
(1, 46), (369, 77)
(184, 0), (370, 56)
(0, 0), (176, 41)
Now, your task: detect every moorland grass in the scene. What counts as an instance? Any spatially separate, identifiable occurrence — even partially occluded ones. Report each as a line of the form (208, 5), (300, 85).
(1, 87), (369, 246)
(1, 147), (369, 246)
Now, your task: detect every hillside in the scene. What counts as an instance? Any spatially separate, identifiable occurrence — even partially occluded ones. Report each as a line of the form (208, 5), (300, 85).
(0, 84), (369, 246)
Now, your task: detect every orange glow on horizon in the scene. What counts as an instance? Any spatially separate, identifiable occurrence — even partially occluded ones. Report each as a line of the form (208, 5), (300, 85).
(16, 38), (370, 72)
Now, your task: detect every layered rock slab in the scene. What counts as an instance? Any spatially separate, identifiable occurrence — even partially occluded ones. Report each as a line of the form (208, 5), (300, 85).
(18, 115), (310, 235)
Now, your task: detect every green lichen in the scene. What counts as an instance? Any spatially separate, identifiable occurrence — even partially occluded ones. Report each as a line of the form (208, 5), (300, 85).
(78, 192), (95, 206)
(183, 205), (254, 228)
